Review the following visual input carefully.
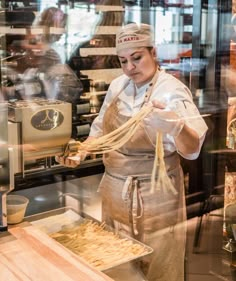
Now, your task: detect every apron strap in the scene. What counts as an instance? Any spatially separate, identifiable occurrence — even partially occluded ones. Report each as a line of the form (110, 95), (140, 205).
(122, 176), (132, 201)
(122, 177), (144, 236)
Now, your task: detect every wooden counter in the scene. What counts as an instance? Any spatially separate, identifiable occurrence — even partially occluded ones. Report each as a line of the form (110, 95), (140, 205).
(0, 224), (114, 281)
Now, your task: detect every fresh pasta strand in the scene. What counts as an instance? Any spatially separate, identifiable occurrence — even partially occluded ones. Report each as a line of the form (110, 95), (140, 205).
(67, 105), (177, 194)
(50, 220), (149, 270)
(151, 132), (178, 195)
(72, 105), (154, 154)
(150, 132), (161, 194)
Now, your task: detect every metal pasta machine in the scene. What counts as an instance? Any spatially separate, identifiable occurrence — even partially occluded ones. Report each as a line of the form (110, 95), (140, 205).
(7, 98), (72, 177)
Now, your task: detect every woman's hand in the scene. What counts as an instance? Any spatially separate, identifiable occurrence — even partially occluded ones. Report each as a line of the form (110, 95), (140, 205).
(144, 100), (185, 137)
(55, 136), (96, 168)
(55, 150), (87, 168)
(146, 99), (201, 155)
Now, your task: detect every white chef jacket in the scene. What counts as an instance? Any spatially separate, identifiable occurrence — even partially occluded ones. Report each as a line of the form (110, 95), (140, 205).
(89, 69), (208, 160)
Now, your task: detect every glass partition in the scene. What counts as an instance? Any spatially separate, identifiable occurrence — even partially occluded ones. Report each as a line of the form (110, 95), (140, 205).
(2, 0), (236, 279)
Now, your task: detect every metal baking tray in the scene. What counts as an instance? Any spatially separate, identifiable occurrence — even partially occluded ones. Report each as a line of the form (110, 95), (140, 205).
(26, 207), (153, 271)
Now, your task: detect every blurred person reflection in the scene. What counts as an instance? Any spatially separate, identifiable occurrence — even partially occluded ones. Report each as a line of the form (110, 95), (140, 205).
(18, 6), (67, 72)
(3, 7), (83, 103)
(68, 0), (123, 81)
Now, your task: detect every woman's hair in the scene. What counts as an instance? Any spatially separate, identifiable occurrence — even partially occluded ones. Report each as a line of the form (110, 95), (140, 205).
(147, 47), (160, 69)
(33, 7), (67, 44)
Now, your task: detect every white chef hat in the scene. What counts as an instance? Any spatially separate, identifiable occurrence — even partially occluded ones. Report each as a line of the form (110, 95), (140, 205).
(116, 23), (154, 53)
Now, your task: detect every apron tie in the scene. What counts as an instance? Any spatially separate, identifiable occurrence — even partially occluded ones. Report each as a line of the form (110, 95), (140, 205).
(122, 177), (144, 236)
(132, 179), (144, 235)
(122, 176), (133, 201)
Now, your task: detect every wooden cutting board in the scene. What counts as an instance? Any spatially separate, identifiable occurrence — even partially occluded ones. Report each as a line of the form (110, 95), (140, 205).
(0, 225), (114, 281)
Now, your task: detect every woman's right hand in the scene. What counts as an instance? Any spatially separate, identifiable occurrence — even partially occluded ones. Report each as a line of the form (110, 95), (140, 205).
(55, 136), (95, 168)
(55, 150), (87, 168)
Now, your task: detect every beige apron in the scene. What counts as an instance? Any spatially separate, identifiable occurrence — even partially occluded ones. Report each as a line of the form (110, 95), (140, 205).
(98, 81), (187, 281)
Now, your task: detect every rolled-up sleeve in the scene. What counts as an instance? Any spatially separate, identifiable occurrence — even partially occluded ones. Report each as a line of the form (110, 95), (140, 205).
(164, 89), (208, 160)
(174, 97), (208, 159)
(148, 86), (208, 160)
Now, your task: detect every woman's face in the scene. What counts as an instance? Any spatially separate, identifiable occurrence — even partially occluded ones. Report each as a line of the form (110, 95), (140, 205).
(118, 47), (157, 87)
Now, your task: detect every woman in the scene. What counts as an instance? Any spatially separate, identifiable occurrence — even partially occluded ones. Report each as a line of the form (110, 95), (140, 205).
(29, 6), (67, 70)
(3, 7), (67, 100)
(56, 23), (208, 281)
(12, 7), (82, 102)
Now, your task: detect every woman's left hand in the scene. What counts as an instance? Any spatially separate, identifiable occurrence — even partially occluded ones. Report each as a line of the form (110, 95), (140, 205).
(144, 100), (185, 137)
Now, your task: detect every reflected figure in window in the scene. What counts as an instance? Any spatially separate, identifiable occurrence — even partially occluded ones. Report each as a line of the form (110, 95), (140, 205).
(3, 7), (83, 103)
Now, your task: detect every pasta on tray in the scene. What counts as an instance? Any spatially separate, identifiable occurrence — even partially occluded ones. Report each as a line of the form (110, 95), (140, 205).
(50, 219), (151, 270)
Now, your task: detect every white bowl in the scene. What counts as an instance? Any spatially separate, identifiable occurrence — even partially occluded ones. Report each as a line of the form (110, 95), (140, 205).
(7, 195), (29, 224)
